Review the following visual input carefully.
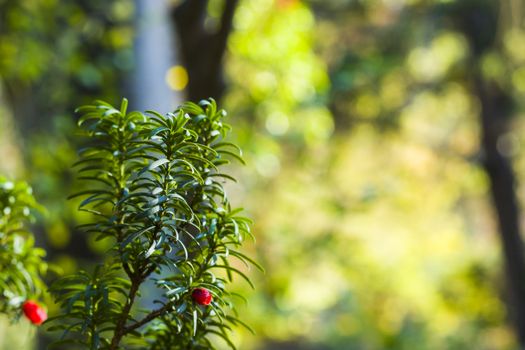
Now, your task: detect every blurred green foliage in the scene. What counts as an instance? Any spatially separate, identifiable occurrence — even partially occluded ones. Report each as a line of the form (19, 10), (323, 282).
(222, 0), (525, 349)
(1, 0), (525, 349)
(0, 177), (51, 350)
(0, 178), (47, 319)
(0, 0), (136, 268)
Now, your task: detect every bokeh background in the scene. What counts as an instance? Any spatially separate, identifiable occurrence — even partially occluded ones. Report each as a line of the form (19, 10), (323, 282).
(1, 0), (525, 349)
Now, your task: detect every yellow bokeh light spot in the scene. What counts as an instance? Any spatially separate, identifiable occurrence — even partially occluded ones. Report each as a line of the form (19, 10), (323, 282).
(165, 65), (189, 91)
(353, 92), (381, 119)
(512, 66), (525, 93)
(407, 32), (467, 82)
(504, 29), (525, 63)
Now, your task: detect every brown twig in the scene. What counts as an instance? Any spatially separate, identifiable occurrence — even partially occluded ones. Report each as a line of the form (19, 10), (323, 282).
(122, 301), (175, 334)
(109, 275), (141, 349)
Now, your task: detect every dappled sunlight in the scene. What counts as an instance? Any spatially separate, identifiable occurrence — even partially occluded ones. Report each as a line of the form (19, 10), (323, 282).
(407, 32), (467, 82)
(0, 0), (524, 349)
(224, 0), (520, 349)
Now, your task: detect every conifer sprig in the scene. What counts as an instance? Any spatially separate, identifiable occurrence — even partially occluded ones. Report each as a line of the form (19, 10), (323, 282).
(49, 98), (259, 349)
(0, 178), (47, 321)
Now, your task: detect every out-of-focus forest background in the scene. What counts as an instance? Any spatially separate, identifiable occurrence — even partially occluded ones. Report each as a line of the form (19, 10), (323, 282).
(1, 0), (525, 349)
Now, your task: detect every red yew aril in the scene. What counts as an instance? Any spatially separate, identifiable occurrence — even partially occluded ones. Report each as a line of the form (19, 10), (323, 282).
(22, 300), (47, 325)
(192, 288), (212, 306)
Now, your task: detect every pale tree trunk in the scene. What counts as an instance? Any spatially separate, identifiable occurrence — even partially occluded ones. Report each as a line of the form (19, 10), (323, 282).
(0, 84), (23, 178)
(132, 0), (181, 112)
(131, 0), (183, 312)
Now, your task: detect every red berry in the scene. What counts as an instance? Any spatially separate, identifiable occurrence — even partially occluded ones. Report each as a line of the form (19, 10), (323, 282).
(192, 288), (212, 305)
(22, 300), (47, 326)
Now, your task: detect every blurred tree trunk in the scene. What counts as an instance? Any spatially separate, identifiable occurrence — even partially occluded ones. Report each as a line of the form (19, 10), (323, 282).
(0, 84), (23, 177)
(171, 0), (238, 102)
(132, 0), (179, 112)
(453, 0), (525, 346)
(476, 76), (525, 346)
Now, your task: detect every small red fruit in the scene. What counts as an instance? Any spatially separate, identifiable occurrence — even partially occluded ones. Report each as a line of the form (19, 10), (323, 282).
(192, 288), (212, 306)
(22, 300), (47, 325)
